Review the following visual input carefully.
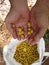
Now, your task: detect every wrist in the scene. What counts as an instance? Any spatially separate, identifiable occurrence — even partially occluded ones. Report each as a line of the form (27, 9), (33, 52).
(9, 0), (28, 10)
(10, 0), (27, 5)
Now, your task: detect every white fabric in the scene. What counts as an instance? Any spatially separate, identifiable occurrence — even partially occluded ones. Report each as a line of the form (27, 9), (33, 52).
(0, 0), (11, 21)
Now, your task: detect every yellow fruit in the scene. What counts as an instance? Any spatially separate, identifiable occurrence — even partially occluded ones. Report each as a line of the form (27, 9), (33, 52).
(27, 22), (31, 27)
(28, 31), (31, 35)
(23, 48), (27, 52)
(18, 32), (21, 35)
(21, 31), (24, 35)
(31, 30), (34, 34)
(18, 27), (22, 32)
(21, 35), (24, 38)
(28, 28), (31, 31)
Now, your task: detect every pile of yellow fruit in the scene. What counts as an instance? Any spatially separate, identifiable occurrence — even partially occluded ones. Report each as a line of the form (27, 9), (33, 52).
(11, 22), (34, 39)
(14, 41), (39, 65)
(18, 22), (33, 38)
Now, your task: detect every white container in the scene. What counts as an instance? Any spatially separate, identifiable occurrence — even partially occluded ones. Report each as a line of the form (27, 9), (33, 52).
(3, 38), (49, 65)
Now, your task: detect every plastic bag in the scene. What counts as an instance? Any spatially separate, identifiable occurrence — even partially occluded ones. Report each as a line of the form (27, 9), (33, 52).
(3, 38), (49, 65)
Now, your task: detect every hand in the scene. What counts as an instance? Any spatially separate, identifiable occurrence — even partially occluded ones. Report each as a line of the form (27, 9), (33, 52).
(29, 0), (49, 45)
(5, 0), (29, 39)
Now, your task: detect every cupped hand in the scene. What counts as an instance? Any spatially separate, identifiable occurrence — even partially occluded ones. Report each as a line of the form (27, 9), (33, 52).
(5, 0), (29, 40)
(29, 0), (49, 45)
